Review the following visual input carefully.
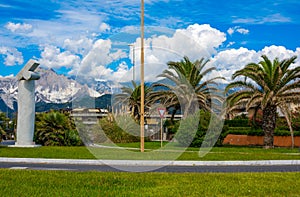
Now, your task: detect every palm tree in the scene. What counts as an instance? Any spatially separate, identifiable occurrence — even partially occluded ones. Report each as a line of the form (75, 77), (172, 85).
(225, 55), (300, 148)
(114, 81), (153, 120)
(35, 111), (82, 146)
(151, 56), (224, 118)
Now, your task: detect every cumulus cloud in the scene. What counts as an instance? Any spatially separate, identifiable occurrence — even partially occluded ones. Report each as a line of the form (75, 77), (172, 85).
(39, 38), (128, 81)
(39, 45), (80, 69)
(210, 47), (258, 82)
(227, 26), (249, 35)
(210, 45), (299, 82)
(0, 47), (24, 66)
(123, 24), (227, 82)
(74, 39), (127, 77)
(258, 45), (295, 60)
(111, 61), (133, 82)
(63, 37), (93, 56)
(37, 23), (299, 85)
(5, 22), (32, 33)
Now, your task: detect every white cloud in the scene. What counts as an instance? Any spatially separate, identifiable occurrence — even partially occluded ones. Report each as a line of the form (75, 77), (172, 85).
(14, 8), (106, 47)
(76, 39), (126, 76)
(37, 23), (299, 85)
(99, 22), (111, 32)
(39, 37), (128, 80)
(258, 45), (295, 60)
(111, 61), (133, 82)
(236, 28), (249, 35)
(233, 13), (291, 24)
(0, 47), (24, 66)
(261, 13), (291, 23)
(63, 37), (93, 56)
(39, 45), (80, 69)
(99, 23), (226, 82)
(227, 28), (234, 35)
(227, 26), (249, 35)
(5, 22), (32, 33)
(0, 74), (14, 78)
(180, 24), (226, 57)
(210, 46), (299, 82)
(210, 47), (258, 82)
(226, 42), (235, 47)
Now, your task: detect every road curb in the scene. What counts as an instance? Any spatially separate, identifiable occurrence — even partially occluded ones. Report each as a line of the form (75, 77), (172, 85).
(1, 157), (300, 166)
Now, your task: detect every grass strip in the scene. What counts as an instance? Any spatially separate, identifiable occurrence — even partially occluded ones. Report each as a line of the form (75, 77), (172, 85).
(0, 143), (299, 160)
(0, 169), (299, 196)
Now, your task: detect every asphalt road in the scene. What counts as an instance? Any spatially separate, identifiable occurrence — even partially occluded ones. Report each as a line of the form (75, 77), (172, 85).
(1, 162), (300, 173)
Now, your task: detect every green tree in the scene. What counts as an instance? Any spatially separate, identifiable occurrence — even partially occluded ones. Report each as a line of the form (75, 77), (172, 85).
(0, 112), (10, 141)
(114, 81), (153, 120)
(34, 110), (83, 146)
(225, 55), (300, 148)
(152, 56), (224, 117)
(0, 112), (9, 130)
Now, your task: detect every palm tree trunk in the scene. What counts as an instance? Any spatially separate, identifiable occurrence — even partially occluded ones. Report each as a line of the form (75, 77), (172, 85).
(286, 116), (295, 149)
(262, 105), (277, 149)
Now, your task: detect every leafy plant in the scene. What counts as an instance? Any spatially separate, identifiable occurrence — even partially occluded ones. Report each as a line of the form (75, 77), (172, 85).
(95, 115), (140, 143)
(175, 110), (226, 147)
(226, 55), (300, 148)
(34, 110), (83, 146)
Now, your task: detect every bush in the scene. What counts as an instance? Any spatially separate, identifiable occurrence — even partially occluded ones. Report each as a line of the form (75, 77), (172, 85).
(175, 114), (199, 147)
(96, 115), (140, 143)
(224, 127), (300, 137)
(274, 129), (300, 136)
(34, 111), (83, 146)
(176, 111), (226, 148)
(225, 128), (263, 136)
(224, 119), (249, 127)
(164, 119), (179, 134)
(248, 129), (264, 136)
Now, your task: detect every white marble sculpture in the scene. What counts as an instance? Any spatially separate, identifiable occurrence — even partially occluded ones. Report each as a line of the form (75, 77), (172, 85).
(15, 59), (40, 147)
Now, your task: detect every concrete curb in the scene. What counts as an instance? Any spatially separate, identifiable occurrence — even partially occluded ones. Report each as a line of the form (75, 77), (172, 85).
(0, 157), (300, 166)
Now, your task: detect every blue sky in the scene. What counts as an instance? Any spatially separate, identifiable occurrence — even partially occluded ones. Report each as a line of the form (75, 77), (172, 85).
(0, 0), (299, 82)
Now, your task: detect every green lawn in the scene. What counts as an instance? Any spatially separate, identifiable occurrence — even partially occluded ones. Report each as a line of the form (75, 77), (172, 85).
(0, 169), (299, 196)
(0, 146), (95, 159)
(0, 142), (299, 161)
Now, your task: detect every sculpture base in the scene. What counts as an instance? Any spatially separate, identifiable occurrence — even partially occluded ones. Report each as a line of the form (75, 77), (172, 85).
(8, 144), (41, 148)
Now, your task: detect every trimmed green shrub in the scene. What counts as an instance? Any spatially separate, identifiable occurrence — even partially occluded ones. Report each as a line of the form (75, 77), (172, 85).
(225, 128), (263, 136)
(225, 127), (300, 137)
(224, 119), (249, 127)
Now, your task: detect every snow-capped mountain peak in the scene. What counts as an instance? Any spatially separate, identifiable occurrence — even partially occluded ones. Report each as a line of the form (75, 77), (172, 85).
(0, 68), (111, 111)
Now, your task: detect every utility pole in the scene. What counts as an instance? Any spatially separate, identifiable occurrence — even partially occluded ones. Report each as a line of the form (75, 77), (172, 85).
(140, 0), (145, 152)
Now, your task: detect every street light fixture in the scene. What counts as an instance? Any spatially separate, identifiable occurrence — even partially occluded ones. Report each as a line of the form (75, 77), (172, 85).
(128, 44), (135, 81)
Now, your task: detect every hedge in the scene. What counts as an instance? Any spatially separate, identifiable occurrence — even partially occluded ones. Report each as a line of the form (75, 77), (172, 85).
(224, 119), (249, 127)
(226, 127), (300, 137)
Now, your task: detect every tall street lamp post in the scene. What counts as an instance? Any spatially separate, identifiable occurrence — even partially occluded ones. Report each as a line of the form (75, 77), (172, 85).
(140, 0), (145, 152)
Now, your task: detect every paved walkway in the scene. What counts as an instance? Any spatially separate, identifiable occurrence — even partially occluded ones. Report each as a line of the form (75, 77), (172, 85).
(1, 157), (300, 166)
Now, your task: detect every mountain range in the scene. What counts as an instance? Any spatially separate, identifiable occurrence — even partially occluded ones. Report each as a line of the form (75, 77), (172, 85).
(0, 68), (113, 117)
